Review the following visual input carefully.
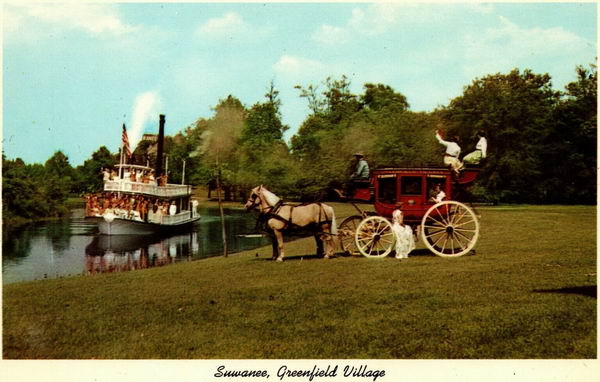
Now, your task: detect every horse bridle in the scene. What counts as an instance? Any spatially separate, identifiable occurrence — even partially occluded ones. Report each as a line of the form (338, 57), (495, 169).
(246, 191), (261, 210)
(246, 189), (280, 215)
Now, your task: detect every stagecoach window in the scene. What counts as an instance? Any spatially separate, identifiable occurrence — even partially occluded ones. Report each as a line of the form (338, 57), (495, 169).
(377, 176), (397, 203)
(401, 177), (422, 195)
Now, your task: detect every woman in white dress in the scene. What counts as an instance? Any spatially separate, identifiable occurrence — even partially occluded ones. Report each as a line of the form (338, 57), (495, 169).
(392, 209), (415, 259)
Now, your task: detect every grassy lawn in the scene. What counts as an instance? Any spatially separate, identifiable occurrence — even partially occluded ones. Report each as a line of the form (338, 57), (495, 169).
(2, 204), (596, 359)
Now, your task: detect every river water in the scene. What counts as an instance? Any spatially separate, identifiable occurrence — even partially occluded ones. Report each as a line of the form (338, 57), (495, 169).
(2, 207), (269, 284)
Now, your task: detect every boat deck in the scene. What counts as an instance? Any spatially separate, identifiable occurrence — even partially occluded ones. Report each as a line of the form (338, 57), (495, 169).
(104, 180), (191, 198)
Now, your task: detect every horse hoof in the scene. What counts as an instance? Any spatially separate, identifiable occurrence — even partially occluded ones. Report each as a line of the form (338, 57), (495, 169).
(276, 258), (284, 262)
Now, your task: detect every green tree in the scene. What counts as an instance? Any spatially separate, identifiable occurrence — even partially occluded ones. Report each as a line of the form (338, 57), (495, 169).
(545, 64), (597, 203)
(441, 69), (560, 203)
(361, 83), (410, 113)
(2, 154), (71, 221)
(196, 95), (247, 196)
(45, 151), (74, 179)
(43, 151), (74, 214)
(236, 83), (298, 196)
(72, 146), (117, 193)
(240, 82), (288, 150)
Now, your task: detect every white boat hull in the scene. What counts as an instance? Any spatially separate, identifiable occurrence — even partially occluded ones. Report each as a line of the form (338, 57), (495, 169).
(90, 216), (200, 235)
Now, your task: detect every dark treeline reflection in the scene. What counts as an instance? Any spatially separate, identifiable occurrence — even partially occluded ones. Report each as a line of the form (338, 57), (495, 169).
(3, 207), (269, 283)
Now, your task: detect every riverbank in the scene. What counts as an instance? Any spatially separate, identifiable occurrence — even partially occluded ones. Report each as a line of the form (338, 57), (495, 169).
(3, 204), (596, 359)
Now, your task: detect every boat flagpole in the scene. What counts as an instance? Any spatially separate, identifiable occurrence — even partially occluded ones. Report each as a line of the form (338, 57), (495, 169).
(119, 133), (125, 180)
(181, 159), (186, 185)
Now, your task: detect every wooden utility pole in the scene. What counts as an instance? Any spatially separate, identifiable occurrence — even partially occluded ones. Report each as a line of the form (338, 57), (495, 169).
(216, 152), (228, 257)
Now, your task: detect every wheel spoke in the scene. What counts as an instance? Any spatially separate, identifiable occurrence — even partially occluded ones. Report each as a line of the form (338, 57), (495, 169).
(454, 229), (476, 241)
(424, 227), (445, 235)
(375, 225), (387, 236)
(359, 236), (375, 249)
(444, 205), (455, 226)
(426, 215), (447, 228)
(434, 206), (450, 226)
(441, 235), (449, 253)
(424, 223), (444, 229)
(453, 219), (476, 228)
(453, 230), (473, 246)
(379, 232), (391, 244)
(454, 226), (477, 233)
(451, 207), (468, 225)
(452, 233), (469, 250)
(432, 233), (446, 248)
(359, 231), (374, 238)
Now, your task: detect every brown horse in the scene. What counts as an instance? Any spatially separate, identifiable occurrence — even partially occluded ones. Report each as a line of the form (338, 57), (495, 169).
(244, 185), (338, 262)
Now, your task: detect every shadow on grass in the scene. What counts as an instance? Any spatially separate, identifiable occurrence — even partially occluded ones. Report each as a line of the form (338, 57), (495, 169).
(533, 285), (596, 298)
(252, 253), (326, 262)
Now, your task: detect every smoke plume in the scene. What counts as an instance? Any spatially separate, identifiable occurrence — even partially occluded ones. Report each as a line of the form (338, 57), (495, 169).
(128, 91), (162, 151)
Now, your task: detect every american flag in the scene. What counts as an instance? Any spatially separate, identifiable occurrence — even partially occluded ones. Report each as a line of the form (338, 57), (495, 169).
(122, 124), (132, 158)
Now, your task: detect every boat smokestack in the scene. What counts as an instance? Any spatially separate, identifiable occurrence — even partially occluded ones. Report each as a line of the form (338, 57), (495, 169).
(156, 114), (165, 177)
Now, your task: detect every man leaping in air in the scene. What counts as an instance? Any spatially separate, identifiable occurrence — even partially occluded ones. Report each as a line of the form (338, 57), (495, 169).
(435, 129), (463, 175)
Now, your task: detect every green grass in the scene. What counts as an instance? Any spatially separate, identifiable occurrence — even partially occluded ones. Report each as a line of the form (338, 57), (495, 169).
(3, 204), (596, 359)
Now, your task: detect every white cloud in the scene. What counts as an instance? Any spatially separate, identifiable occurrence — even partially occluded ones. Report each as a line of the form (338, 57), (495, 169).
(195, 12), (271, 42)
(312, 3), (453, 45)
(273, 55), (324, 79)
(463, 16), (593, 78)
(348, 3), (405, 36)
(312, 24), (349, 45)
(4, 3), (138, 42)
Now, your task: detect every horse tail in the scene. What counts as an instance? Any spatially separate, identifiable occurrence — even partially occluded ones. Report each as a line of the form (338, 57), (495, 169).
(329, 207), (338, 235)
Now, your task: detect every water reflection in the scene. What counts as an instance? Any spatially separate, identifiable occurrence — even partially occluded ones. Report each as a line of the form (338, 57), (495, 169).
(84, 232), (199, 274)
(2, 207), (269, 284)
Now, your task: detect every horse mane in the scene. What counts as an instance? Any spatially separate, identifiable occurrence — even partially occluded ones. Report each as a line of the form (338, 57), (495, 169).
(260, 187), (281, 207)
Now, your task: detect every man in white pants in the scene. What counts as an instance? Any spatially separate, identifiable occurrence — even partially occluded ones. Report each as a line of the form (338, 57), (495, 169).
(463, 131), (488, 165)
(435, 130), (463, 174)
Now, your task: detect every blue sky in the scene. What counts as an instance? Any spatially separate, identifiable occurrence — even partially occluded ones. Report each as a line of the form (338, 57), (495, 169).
(3, 2), (597, 166)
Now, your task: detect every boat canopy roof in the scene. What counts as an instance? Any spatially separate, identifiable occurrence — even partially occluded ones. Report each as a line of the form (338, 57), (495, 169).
(115, 164), (153, 171)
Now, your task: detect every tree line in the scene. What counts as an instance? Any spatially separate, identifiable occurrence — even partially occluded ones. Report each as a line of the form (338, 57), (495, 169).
(3, 64), (596, 222)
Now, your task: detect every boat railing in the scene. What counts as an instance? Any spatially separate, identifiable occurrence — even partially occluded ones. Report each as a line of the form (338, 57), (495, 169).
(161, 211), (194, 225)
(104, 180), (190, 197)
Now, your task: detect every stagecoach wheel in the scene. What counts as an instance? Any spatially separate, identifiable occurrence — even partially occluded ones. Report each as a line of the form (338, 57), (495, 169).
(338, 215), (363, 255)
(420, 201), (479, 257)
(355, 216), (395, 258)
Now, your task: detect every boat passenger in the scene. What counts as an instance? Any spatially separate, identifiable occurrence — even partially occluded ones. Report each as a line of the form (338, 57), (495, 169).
(147, 203), (156, 223)
(149, 171), (156, 185)
(191, 199), (199, 217)
(131, 210), (143, 222)
(155, 204), (164, 224)
(169, 201), (177, 216)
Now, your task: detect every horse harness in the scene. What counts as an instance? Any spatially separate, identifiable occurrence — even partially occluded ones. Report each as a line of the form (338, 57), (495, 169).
(256, 200), (333, 235)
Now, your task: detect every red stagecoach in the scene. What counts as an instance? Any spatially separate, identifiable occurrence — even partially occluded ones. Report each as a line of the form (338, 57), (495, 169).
(338, 167), (481, 258)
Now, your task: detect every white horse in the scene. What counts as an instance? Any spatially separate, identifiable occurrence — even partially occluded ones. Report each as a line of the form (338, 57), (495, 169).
(244, 185), (338, 262)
